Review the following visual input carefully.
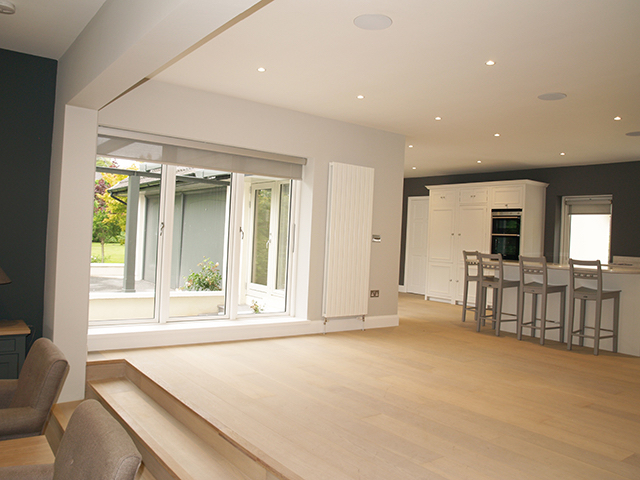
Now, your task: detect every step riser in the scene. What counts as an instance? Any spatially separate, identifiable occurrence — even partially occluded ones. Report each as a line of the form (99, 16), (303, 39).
(86, 360), (289, 480)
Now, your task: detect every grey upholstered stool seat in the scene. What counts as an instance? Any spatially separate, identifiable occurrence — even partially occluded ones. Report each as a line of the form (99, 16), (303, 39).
(517, 256), (567, 345)
(567, 259), (620, 355)
(461, 251), (481, 323)
(477, 253), (520, 335)
(0, 399), (142, 480)
(0, 337), (69, 440)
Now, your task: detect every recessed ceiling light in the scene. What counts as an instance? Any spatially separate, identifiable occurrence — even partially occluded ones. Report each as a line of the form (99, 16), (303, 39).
(0, 1), (15, 14)
(485, 60), (495, 66)
(408, 145), (414, 148)
(494, 133), (500, 137)
(257, 67), (266, 72)
(626, 131), (640, 137)
(477, 160), (482, 163)
(435, 117), (442, 121)
(354, 14), (393, 30)
(357, 95), (365, 99)
(538, 92), (567, 101)
(614, 116), (621, 121)
(560, 152), (566, 156)
(412, 166), (417, 170)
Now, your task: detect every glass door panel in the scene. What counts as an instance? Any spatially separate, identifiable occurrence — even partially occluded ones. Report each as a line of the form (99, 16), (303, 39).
(168, 169), (231, 319)
(89, 159), (161, 323)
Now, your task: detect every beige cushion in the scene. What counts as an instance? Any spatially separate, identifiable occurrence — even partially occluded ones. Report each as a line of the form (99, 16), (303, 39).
(0, 338), (69, 440)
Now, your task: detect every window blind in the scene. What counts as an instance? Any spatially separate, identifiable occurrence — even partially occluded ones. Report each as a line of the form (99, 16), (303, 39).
(97, 127), (307, 180)
(564, 195), (612, 215)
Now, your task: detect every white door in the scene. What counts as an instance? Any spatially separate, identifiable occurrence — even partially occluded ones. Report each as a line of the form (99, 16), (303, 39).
(405, 197), (429, 295)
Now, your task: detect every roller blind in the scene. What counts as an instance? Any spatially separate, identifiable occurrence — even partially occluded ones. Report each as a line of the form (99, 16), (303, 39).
(97, 127), (307, 180)
(564, 195), (612, 215)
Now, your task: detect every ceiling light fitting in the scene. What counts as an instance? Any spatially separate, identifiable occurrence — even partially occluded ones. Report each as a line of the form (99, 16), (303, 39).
(408, 145), (414, 148)
(485, 60), (495, 66)
(614, 116), (621, 121)
(354, 14), (392, 30)
(0, 1), (16, 14)
(560, 152), (566, 156)
(494, 133), (500, 137)
(357, 95), (365, 99)
(257, 67), (266, 72)
(538, 92), (567, 101)
(435, 117), (442, 121)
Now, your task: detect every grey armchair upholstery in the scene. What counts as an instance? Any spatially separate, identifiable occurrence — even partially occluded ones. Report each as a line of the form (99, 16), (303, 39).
(0, 399), (142, 480)
(0, 337), (69, 440)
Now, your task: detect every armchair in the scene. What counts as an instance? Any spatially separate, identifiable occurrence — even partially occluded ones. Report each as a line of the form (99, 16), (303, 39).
(0, 337), (69, 440)
(0, 399), (142, 480)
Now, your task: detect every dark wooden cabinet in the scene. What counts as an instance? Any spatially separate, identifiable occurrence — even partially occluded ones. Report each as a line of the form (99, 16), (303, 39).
(0, 320), (30, 379)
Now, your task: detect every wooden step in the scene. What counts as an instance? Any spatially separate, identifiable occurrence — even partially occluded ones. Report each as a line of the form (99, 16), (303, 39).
(86, 359), (295, 480)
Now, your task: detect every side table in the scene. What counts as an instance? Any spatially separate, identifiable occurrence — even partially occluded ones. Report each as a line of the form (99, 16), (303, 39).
(0, 320), (30, 379)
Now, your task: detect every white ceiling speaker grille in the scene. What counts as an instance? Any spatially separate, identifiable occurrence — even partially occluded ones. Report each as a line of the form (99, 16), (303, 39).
(538, 92), (567, 101)
(0, 1), (15, 15)
(354, 14), (392, 30)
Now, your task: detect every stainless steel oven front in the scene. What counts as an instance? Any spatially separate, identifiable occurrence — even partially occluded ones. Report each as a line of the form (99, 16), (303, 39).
(491, 209), (522, 260)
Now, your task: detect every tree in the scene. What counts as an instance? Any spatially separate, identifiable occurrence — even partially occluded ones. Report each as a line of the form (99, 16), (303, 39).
(92, 159), (130, 262)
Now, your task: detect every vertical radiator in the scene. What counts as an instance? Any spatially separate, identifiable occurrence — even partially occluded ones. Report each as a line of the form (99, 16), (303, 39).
(323, 162), (375, 320)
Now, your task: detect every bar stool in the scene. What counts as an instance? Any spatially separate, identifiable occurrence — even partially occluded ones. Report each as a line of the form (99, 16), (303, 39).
(517, 256), (567, 345)
(461, 251), (481, 323)
(567, 259), (620, 355)
(477, 253), (520, 335)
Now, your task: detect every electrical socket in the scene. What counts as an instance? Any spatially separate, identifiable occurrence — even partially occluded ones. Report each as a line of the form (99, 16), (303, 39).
(370, 290), (379, 298)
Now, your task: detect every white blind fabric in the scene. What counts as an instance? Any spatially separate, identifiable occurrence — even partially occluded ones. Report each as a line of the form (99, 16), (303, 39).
(564, 195), (612, 215)
(97, 127), (307, 180)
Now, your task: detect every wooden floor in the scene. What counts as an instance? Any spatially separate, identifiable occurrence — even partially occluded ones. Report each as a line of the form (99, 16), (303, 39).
(93, 293), (640, 480)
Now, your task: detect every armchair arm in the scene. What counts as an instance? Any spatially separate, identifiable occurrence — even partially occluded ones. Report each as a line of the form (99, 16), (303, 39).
(0, 463), (54, 480)
(0, 380), (18, 408)
(0, 407), (42, 441)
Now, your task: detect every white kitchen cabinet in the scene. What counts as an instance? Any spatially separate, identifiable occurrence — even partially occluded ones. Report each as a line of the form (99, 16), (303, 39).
(425, 180), (547, 304)
(492, 185), (524, 208)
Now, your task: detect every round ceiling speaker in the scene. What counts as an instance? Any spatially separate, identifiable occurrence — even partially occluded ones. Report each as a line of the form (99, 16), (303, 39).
(537, 92), (567, 101)
(354, 14), (393, 30)
(0, 1), (16, 15)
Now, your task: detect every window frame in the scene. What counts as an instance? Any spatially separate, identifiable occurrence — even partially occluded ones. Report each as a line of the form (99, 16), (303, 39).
(559, 194), (613, 265)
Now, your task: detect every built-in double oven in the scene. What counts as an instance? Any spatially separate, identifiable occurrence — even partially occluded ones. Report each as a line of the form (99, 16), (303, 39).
(491, 209), (522, 261)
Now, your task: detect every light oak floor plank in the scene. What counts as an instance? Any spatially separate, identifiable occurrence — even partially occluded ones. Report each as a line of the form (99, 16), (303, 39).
(93, 293), (640, 480)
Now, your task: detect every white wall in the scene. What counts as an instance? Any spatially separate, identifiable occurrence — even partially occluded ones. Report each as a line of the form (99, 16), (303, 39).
(99, 80), (406, 321)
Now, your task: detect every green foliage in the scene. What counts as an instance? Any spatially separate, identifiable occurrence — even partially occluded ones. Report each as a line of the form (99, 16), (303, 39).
(183, 258), (222, 291)
(250, 300), (263, 314)
(92, 159), (137, 262)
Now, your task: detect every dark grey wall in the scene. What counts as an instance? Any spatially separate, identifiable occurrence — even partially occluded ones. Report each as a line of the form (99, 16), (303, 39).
(400, 161), (640, 285)
(0, 49), (57, 345)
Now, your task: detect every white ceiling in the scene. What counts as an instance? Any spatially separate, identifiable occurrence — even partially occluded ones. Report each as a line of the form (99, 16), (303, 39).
(2, 0), (640, 177)
(0, 0), (106, 60)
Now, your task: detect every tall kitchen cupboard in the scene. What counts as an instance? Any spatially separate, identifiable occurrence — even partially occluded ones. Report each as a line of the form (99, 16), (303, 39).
(424, 180), (547, 304)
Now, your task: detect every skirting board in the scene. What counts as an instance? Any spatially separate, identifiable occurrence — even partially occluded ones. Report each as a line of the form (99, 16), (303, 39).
(88, 314), (400, 351)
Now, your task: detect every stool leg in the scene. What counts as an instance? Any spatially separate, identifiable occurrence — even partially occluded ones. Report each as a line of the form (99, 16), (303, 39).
(540, 290), (548, 346)
(594, 297), (602, 356)
(495, 286), (502, 336)
(579, 299), (586, 347)
(461, 276), (469, 322)
(517, 288), (525, 341)
(559, 289), (566, 344)
(477, 286), (485, 332)
(567, 297), (574, 351)
(474, 280), (481, 325)
(613, 293), (620, 353)
(531, 293), (538, 338)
